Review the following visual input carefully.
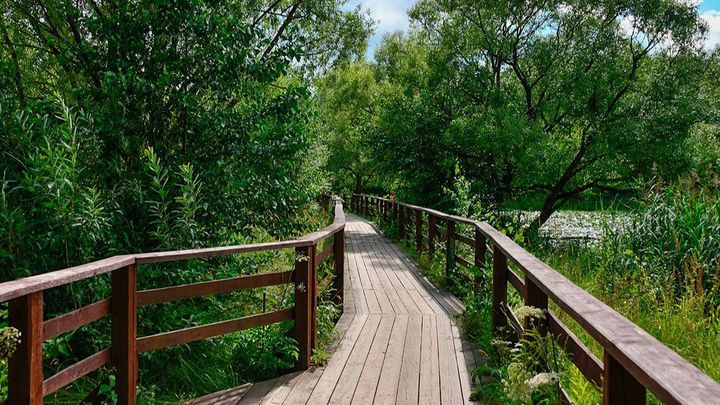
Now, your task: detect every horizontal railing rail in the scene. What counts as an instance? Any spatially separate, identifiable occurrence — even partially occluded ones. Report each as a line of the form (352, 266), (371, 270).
(352, 193), (720, 405)
(1, 196), (345, 405)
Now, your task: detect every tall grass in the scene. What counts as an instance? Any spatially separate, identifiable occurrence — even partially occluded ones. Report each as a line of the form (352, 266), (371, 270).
(363, 176), (720, 403)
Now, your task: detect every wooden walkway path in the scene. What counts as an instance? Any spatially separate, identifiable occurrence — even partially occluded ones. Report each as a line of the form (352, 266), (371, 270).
(189, 214), (480, 404)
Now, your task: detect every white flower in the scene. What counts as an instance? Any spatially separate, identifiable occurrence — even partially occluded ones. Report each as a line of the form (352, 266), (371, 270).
(0, 327), (21, 362)
(526, 372), (559, 390)
(503, 362), (533, 403)
(514, 305), (546, 322)
(491, 338), (511, 347)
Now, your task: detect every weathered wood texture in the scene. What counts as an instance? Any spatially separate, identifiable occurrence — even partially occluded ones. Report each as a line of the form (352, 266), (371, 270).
(202, 214), (478, 404)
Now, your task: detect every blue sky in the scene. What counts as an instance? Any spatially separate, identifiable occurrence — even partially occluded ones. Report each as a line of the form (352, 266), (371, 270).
(347, 0), (720, 60)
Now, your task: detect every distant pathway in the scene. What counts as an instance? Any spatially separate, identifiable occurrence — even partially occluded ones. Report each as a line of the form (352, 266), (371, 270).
(189, 214), (480, 404)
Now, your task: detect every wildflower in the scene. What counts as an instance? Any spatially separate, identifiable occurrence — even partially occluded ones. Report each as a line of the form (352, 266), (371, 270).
(502, 362), (532, 403)
(0, 327), (22, 362)
(491, 338), (511, 348)
(514, 305), (546, 322)
(527, 372), (559, 390)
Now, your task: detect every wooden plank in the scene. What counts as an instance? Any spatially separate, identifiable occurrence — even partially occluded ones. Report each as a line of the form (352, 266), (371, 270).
(258, 372), (303, 405)
(437, 316), (463, 405)
(44, 298), (110, 340)
(137, 308), (293, 353)
(137, 271), (294, 307)
(111, 264), (137, 404)
(374, 315), (409, 404)
(353, 315), (395, 403)
(8, 291), (44, 405)
(508, 268), (526, 299)
(451, 323), (474, 404)
(0, 256), (134, 303)
(397, 315), (422, 405)
(419, 315), (441, 404)
(454, 233), (475, 247)
(136, 240), (309, 265)
(188, 383), (252, 404)
(454, 255), (472, 268)
(548, 313), (603, 387)
(239, 377), (284, 404)
(43, 348), (110, 395)
(328, 315), (382, 403)
(305, 314), (369, 403)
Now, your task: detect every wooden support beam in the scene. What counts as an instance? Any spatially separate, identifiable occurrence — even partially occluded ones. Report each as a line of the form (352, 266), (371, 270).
(428, 214), (436, 260)
(445, 220), (455, 284)
(333, 229), (345, 309)
(294, 245), (314, 370)
(474, 228), (486, 291)
(492, 245), (508, 333)
(8, 291), (44, 405)
(111, 264), (137, 404)
(415, 210), (423, 252)
(603, 351), (646, 404)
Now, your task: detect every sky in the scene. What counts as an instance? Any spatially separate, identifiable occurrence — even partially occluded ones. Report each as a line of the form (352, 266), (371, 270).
(345, 0), (720, 60)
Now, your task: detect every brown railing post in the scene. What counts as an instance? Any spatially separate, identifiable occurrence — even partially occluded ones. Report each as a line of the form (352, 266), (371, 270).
(392, 199), (398, 220)
(383, 200), (388, 223)
(474, 228), (487, 290)
(310, 244), (318, 350)
(398, 205), (406, 238)
(8, 292), (43, 405)
(333, 229), (345, 309)
(445, 220), (455, 284)
(492, 245), (508, 333)
(428, 214), (436, 260)
(111, 263), (138, 404)
(294, 245), (314, 369)
(524, 279), (548, 333)
(603, 352), (646, 404)
(415, 210), (423, 252)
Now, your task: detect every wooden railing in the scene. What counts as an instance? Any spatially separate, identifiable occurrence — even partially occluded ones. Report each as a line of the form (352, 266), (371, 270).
(352, 193), (720, 404)
(0, 197), (345, 404)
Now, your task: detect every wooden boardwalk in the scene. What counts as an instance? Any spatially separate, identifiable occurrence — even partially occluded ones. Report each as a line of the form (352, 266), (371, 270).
(189, 214), (480, 404)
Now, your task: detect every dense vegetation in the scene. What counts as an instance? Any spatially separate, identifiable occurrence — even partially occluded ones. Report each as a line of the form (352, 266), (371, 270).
(2, 0), (720, 403)
(0, 0), (370, 401)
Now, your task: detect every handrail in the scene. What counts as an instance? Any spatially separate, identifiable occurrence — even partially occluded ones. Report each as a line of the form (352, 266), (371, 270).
(1, 196), (346, 404)
(352, 193), (720, 404)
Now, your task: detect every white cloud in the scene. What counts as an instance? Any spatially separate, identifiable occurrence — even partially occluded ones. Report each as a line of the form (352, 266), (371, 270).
(701, 10), (720, 49)
(364, 0), (411, 32)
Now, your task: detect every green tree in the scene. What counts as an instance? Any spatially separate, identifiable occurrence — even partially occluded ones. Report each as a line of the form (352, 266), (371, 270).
(368, 0), (709, 222)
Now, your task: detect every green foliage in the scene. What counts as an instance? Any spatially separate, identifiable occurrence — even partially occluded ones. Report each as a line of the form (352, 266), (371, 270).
(0, 0), (368, 399)
(316, 0), (720, 227)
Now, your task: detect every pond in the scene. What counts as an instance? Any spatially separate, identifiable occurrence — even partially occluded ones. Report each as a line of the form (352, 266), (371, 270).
(511, 210), (633, 241)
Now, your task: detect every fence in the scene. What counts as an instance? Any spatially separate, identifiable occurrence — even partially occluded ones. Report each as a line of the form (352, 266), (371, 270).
(0, 197), (345, 404)
(352, 193), (720, 405)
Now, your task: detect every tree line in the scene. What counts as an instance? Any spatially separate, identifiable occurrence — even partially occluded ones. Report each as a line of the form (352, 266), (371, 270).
(318, 0), (720, 226)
